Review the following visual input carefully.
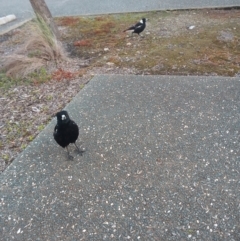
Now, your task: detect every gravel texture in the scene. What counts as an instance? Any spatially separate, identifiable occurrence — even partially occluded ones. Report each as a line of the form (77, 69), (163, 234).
(0, 75), (240, 240)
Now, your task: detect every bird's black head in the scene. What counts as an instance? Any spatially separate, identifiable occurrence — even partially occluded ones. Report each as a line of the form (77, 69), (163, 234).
(141, 18), (146, 23)
(56, 110), (70, 125)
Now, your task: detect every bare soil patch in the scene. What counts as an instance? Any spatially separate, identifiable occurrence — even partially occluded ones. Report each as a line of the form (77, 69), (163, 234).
(0, 8), (240, 172)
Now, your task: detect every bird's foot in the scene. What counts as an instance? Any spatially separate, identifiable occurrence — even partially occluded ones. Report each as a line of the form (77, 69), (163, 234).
(66, 146), (74, 160)
(67, 154), (74, 160)
(75, 148), (85, 156)
(74, 143), (85, 156)
(78, 150), (85, 156)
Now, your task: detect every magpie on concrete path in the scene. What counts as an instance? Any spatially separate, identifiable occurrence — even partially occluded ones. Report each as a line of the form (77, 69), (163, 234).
(53, 110), (84, 159)
(123, 18), (146, 36)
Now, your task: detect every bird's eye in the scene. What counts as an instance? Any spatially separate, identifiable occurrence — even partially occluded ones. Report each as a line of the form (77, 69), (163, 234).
(61, 115), (66, 120)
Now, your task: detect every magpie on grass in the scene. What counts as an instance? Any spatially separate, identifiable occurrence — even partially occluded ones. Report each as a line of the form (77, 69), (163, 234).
(123, 18), (146, 36)
(53, 110), (84, 159)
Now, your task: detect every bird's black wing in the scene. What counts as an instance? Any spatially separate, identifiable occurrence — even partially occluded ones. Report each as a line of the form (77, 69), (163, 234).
(54, 125), (58, 133)
(53, 124), (66, 148)
(124, 22), (143, 32)
(134, 22), (142, 28)
(67, 120), (79, 144)
(124, 25), (136, 31)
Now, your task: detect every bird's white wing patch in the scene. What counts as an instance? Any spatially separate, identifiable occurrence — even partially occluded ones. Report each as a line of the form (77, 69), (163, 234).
(61, 114), (66, 120)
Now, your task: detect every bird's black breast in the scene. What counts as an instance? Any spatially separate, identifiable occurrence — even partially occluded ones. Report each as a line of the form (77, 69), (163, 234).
(53, 120), (79, 148)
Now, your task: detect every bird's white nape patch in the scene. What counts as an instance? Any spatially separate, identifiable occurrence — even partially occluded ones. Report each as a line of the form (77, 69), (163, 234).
(61, 114), (66, 120)
(140, 19), (143, 24)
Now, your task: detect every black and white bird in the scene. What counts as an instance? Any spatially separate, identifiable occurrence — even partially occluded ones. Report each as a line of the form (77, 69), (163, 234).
(123, 18), (146, 36)
(53, 110), (84, 159)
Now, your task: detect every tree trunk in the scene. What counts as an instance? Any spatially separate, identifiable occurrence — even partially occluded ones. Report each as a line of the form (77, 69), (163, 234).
(29, 0), (60, 39)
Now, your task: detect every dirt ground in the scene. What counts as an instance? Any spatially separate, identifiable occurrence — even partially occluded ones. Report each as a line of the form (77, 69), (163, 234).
(0, 8), (240, 172)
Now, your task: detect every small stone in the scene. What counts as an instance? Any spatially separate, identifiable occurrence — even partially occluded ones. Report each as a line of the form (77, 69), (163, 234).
(188, 25), (195, 30)
(32, 107), (40, 112)
(218, 31), (234, 42)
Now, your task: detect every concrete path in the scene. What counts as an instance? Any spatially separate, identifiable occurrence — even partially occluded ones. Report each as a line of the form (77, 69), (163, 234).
(0, 0), (240, 34)
(1, 75), (239, 240)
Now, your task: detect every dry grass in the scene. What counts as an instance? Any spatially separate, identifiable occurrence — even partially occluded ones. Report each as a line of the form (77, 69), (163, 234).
(1, 15), (66, 79)
(3, 55), (44, 78)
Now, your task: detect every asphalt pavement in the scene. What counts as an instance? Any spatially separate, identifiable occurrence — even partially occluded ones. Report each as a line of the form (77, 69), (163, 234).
(1, 75), (239, 240)
(1, 0), (240, 34)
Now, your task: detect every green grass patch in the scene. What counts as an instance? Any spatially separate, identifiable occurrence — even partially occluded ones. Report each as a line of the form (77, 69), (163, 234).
(0, 72), (18, 89)
(0, 67), (51, 90)
(27, 67), (51, 84)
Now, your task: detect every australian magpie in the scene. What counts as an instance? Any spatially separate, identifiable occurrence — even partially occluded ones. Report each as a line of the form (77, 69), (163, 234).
(123, 18), (146, 36)
(53, 110), (84, 159)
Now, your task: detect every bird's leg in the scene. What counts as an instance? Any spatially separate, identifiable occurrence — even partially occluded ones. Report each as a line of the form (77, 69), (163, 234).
(74, 142), (85, 156)
(66, 146), (74, 160)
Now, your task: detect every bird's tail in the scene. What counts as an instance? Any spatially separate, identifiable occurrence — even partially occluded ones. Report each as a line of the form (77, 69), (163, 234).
(123, 26), (135, 32)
